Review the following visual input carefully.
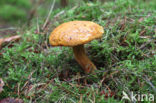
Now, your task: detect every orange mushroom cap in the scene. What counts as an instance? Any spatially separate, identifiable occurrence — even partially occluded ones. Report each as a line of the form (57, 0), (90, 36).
(49, 21), (104, 46)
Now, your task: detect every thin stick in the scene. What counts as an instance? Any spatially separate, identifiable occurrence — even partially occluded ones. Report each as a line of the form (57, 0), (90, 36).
(54, 10), (65, 18)
(143, 75), (156, 94)
(137, 39), (155, 50)
(36, 16), (40, 33)
(0, 27), (17, 31)
(42, 0), (56, 31)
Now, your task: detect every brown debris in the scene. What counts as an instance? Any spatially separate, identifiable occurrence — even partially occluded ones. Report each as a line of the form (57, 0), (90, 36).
(119, 17), (127, 31)
(0, 98), (24, 103)
(0, 35), (21, 48)
(138, 17), (144, 23)
(139, 29), (146, 36)
(0, 78), (4, 93)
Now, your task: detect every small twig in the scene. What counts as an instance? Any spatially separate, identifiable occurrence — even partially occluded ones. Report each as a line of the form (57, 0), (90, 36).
(0, 27), (17, 31)
(137, 39), (155, 50)
(143, 75), (156, 94)
(42, 78), (54, 90)
(21, 70), (35, 91)
(42, 0), (56, 31)
(27, 0), (44, 26)
(54, 10), (65, 18)
(56, 83), (80, 98)
(36, 16), (40, 33)
(17, 83), (20, 97)
(57, 5), (78, 21)
(79, 94), (83, 103)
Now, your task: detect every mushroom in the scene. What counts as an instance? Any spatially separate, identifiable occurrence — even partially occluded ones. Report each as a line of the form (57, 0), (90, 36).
(49, 21), (104, 73)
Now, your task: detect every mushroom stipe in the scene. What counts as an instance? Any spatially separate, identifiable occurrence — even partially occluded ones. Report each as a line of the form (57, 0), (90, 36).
(49, 21), (104, 74)
(73, 45), (97, 73)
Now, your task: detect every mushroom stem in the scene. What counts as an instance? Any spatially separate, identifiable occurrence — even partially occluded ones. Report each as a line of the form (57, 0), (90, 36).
(73, 45), (97, 73)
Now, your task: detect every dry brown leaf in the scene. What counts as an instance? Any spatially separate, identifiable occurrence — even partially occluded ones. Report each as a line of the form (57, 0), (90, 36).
(3, 35), (21, 43)
(0, 35), (21, 48)
(0, 78), (4, 93)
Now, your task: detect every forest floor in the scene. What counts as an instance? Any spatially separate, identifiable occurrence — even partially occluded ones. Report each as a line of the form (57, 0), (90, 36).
(0, 0), (156, 103)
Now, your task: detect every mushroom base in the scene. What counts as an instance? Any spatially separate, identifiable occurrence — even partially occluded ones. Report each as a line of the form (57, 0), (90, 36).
(73, 45), (97, 73)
